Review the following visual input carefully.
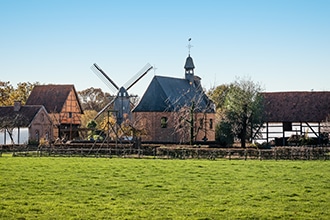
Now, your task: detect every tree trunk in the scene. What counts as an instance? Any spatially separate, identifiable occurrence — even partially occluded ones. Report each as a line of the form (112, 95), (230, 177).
(241, 104), (248, 148)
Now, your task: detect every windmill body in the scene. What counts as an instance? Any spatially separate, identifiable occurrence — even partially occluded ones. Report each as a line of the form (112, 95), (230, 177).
(114, 87), (131, 124)
(91, 63), (153, 125)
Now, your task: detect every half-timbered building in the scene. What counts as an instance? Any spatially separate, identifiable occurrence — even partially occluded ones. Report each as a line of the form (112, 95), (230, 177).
(257, 91), (330, 145)
(26, 84), (83, 140)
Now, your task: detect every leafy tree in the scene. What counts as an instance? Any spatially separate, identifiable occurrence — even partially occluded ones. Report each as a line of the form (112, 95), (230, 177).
(207, 84), (230, 110)
(215, 120), (234, 147)
(0, 81), (39, 106)
(80, 110), (98, 128)
(209, 77), (264, 148)
(10, 82), (37, 105)
(78, 87), (112, 112)
(0, 81), (14, 106)
(224, 77), (264, 148)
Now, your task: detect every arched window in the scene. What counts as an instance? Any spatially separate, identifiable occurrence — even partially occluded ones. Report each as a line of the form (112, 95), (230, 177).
(199, 118), (204, 129)
(161, 117), (168, 128)
(35, 130), (40, 141)
(209, 119), (213, 129)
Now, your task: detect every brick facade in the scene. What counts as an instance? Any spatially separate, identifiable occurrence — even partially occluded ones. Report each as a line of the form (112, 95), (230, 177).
(28, 108), (53, 142)
(133, 111), (215, 143)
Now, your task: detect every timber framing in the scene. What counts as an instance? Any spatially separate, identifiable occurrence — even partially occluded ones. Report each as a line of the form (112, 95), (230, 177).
(256, 91), (330, 145)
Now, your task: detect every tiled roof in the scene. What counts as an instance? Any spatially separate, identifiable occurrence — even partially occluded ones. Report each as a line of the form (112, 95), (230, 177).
(263, 91), (330, 122)
(26, 84), (83, 113)
(0, 105), (44, 127)
(133, 75), (215, 113)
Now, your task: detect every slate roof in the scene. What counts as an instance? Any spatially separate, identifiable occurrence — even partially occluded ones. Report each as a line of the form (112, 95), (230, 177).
(26, 84), (83, 113)
(0, 105), (45, 127)
(263, 91), (330, 122)
(133, 75), (215, 113)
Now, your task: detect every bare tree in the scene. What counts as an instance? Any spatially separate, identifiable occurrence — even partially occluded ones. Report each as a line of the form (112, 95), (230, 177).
(0, 114), (29, 144)
(170, 87), (215, 145)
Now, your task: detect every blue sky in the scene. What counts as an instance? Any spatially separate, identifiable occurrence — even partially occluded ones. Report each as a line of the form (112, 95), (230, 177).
(1, 0), (329, 96)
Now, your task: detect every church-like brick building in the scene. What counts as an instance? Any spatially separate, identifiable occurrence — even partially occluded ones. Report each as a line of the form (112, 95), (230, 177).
(133, 54), (216, 143)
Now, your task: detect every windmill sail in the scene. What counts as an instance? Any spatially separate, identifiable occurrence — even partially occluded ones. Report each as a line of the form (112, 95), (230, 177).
(91, 62), (152, 125)
(124, 63), (153, 91)
(91, 63), (119, 93)
(94, 98), (115, 120)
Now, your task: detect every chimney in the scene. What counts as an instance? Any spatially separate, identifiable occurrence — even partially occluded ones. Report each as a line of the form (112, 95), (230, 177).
(14, 101), (22, 112)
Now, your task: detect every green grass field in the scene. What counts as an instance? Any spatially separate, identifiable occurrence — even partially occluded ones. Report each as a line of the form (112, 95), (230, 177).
(1, 155), (329, 219)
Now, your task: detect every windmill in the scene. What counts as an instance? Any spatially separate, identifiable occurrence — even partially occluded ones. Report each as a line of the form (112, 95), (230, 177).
(91, 63), (153, 125)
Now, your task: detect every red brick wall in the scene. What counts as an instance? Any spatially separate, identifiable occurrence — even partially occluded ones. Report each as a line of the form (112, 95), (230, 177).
(29, 108), (53, 142)
(133, 111), (215, 143)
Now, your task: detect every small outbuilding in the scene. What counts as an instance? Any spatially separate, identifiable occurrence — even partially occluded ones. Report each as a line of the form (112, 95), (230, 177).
(0, 101), (53, 144)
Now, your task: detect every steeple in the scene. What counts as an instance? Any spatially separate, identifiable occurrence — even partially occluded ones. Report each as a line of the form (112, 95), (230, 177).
(184, 38), (195, 84)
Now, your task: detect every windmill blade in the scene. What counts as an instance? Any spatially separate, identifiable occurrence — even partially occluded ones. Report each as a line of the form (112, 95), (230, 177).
(124, 63), (153, 91)
(91, 63), (120, 93)
(94, 98), (116, 120)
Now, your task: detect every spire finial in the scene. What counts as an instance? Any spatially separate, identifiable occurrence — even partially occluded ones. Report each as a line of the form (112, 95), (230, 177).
(187, 38), (193, 56)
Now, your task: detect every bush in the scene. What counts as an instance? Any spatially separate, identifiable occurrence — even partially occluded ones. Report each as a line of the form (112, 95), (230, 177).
(215, 121), (234, 147)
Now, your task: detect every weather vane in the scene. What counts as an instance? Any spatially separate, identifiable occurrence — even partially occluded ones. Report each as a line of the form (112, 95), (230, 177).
(187, 38), (193, 55)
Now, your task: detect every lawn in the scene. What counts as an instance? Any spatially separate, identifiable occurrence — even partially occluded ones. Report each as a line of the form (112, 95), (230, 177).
(1, 155), (329, 219)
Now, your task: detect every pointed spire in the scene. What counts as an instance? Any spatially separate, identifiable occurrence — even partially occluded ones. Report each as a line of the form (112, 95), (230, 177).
(184, 38), (195, 83)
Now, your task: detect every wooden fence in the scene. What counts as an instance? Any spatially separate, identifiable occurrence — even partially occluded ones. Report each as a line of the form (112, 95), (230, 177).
(2, 143), (330, 160)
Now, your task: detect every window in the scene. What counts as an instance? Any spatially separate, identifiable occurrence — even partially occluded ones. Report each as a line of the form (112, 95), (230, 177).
(35, 130), (39, 141)
(209, 119), (213, 129)
(199, 118), (203, 129)
(68, 112), (72, 118)
(283, 122), (292, 131)
(161, 117), (168, 128)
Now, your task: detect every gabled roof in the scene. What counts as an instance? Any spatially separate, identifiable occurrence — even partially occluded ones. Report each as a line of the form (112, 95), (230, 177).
(133, 75), (215, 113)
(0, 105), (46, 127)
(263, 91), (330, 122)
(26, 84), (83, 113)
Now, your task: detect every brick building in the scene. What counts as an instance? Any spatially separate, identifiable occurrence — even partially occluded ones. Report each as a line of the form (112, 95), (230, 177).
(0, 101), (53, 144)
(132, 54), (215, 143)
